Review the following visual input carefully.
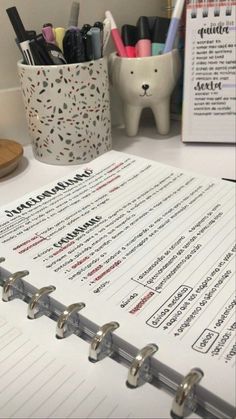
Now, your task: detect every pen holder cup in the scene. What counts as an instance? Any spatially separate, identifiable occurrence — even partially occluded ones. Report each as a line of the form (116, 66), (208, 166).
(17, 57), (111, 165)
(109, 49), (181, 136)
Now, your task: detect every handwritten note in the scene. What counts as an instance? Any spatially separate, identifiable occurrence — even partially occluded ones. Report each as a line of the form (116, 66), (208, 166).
(182, 2), (236, 142)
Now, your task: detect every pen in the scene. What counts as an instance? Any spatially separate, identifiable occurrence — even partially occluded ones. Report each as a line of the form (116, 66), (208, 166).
(6, 6), (35, 65)
(105, 10), (127, 57)
(68, 1), (80, 28)
(163, 0), (185, 53)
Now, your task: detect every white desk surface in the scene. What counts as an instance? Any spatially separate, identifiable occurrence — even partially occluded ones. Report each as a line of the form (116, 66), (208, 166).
(1, 121), (235, 206)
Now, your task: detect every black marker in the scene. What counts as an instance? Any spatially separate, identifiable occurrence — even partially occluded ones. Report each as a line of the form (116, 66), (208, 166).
(81, 24), (92, 35)
(29, 35), (54, 65)
(94, 21), (104, 55)
(63, 29), (85, 63)
(6, 6), (35, 65)
(82, 31), (94, 61)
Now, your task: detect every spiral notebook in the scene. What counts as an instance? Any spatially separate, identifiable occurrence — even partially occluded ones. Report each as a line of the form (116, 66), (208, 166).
(0, 150), (235, 418)
(182, 0), (236, 142)
(1, 298), (193, 419)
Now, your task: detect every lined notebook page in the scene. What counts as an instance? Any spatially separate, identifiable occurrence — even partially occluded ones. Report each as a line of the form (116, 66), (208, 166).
(0, 150), (235, 415)
(0, 299), (199, 419)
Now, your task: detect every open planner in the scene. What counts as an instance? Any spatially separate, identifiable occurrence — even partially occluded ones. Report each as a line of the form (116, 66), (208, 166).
(182, 0), (236, 142)
(1, 298), (193, 419)
(0, 150), (235, 418)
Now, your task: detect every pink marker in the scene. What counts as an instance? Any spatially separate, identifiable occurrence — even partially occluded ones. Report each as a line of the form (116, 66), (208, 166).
(42, 23), (56, 44)
(105, 10), (127, 57)
(136, 16), (151, 57)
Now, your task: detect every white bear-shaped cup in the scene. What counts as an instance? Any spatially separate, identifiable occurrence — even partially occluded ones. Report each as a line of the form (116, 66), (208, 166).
(109, 49), (181, 136)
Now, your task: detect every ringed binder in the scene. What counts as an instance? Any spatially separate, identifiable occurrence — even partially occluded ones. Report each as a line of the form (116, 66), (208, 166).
(0, 150), (235, 418)
(190, 0), (233, 18)
(0, 260), (220, 418)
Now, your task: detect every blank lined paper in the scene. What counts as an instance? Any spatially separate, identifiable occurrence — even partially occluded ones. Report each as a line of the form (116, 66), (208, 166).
(0, 299), (199, 418)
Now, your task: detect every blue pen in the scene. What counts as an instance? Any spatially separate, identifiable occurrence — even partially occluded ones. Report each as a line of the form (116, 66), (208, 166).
(163, 0), (185, 54)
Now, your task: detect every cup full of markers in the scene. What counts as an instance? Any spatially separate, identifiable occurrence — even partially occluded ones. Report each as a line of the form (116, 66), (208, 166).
(106, 0), (185, 136)
(6, 2), (112, 165)
(6, 0), (185, 160)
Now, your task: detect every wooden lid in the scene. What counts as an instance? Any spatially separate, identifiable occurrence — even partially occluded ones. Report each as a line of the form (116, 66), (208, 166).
(0, 139), (23, 178)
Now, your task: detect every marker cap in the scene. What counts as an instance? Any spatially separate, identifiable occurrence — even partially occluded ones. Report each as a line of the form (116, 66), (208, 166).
(122, 25), (137, 46)
(43, 22), (53, 28)
(94, 21), (104, 31)
(63, 29), (85, 63)
(54, 27), (65, 52)
(136, 16), (151, 40)
(81, 24), (92, 35)
(83, 31), (94, 61)
(89, 27), (101, 59)
(105, 11), (117, 30)
(152, 17), (170, 43)
(42, 25), (55, 44)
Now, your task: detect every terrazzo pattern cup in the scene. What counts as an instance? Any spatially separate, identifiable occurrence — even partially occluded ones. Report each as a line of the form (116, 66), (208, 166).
(17, 58), (111, 165)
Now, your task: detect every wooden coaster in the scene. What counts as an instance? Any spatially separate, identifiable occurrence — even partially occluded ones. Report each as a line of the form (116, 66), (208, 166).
(0, 139), (23, 178)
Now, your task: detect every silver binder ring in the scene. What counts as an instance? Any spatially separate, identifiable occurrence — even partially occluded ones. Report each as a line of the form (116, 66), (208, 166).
(127, 343), (158, 388)
(89, 321), (120, 362)
(2, 270), (29, 302)
(171, 368), (204, 418)
(56, 302), (85, 339)
(27, 285), (56, 319)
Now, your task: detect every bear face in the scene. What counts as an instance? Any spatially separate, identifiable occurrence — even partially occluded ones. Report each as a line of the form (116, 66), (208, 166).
(109, 50), (181, 105)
